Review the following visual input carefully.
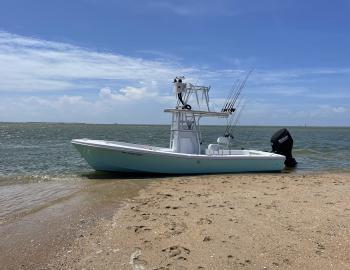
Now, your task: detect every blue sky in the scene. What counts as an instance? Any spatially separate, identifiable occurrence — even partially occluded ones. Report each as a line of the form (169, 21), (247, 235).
(0, 0), (349, 126)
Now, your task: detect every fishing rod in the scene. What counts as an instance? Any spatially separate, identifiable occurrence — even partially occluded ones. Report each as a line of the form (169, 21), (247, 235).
(225, 100), (245, 137)
(222, 79), (240, 112)
(222, 68), (253, 138)
(221, 69), (252, 114)
(228, 78), (244, 107)
(224, 97), (244, 136)
(225, 69), (253, 113)
(228, 102), (246, 135)
(222, 82), (235, 112)
(226, 69), (253, 125)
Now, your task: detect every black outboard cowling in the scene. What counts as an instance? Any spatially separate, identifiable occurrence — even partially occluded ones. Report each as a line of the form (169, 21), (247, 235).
(271, 128), (297, 167)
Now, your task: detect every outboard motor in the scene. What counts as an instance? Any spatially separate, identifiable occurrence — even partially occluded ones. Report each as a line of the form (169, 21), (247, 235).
(271, 128), (297, 167)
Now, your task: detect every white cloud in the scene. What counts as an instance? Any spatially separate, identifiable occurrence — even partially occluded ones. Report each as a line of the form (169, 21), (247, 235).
(1, 31), (350, 125)
(249, 86), (308, 96)
(0, 31), (198, 92)
(0, 94), (171, 124)
(236, 101), (350, 126)
(308, 92), (350, 99)
(147, 0), (292, 17)
(98, 86), (158, 102)
(1, 30), (350, 96)
(1, 92), (348, 126)
(332, 106), (348, 113)
(148, 0), (231, 16)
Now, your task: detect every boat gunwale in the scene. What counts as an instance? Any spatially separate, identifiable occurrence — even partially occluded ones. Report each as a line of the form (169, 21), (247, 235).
(71, 139), (285, 161)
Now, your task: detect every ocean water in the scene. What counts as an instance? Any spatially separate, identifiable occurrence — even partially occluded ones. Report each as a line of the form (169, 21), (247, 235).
(1, 123), (350, 220)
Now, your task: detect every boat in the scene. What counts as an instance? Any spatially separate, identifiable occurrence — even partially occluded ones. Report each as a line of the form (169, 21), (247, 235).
(72, 76), (286, 174)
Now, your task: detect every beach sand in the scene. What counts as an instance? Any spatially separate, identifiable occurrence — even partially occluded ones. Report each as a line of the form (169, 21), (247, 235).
(46, 172), (350, 270)
(2, 172), (350, 269)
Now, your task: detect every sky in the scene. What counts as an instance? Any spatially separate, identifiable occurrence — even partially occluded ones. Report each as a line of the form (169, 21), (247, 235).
(0, 0), (350, 126)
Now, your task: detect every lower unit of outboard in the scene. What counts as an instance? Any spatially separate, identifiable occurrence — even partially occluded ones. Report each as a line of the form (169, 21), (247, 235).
(271, 128), (297, 167)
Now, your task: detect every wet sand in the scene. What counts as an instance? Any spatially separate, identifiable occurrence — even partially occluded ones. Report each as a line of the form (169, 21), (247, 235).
(2, 172), (350, 269)
(0, 175), (150, 270)
(45, 172), (350, 270)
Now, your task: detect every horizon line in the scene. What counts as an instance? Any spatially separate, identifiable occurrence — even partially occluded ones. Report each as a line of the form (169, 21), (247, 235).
(1, 121), (349, 128)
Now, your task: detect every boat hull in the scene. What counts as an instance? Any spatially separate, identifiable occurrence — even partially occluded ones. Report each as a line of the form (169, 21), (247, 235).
(72, 139), (285, 174)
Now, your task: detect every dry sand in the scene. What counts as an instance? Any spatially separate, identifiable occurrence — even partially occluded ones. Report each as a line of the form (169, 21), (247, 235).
(47, 172), (350, 270)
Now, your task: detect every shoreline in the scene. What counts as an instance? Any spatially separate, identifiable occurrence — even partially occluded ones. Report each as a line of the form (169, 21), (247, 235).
(0, 177), (150, 270)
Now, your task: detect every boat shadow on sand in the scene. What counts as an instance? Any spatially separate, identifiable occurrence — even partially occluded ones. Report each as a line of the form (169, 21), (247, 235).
(80, 168), (295, 181)
(80, 171), (179, 180)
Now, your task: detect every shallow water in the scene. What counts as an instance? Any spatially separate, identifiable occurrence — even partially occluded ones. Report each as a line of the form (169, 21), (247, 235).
(0, 122), (349, 219)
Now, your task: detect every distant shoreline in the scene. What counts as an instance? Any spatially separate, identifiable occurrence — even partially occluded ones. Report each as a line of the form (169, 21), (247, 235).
(1, 121), (350, 128)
